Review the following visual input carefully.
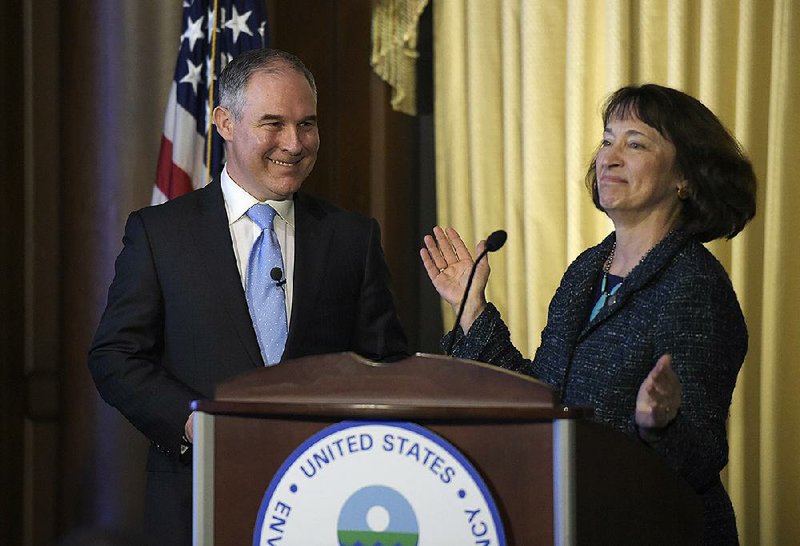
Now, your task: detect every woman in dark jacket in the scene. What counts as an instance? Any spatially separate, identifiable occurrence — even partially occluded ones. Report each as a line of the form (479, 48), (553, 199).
(421, 84), (756, 545)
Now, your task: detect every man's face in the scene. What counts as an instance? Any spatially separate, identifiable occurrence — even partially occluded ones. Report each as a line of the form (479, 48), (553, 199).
(215, 67), (319, 201)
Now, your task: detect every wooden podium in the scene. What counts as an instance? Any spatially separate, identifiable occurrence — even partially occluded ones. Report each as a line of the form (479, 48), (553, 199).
(192, 352), (701, 545)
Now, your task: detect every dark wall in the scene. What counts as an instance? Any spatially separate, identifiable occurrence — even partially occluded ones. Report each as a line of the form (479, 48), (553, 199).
(1, 0), (25, 544)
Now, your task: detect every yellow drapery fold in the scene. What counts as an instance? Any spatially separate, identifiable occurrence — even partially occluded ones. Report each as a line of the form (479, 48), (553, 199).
(433, 1), (800, 544)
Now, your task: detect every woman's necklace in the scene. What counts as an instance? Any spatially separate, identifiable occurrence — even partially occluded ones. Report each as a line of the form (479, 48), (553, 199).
(601, 242), (622, 306)
(589, 243), (622, 320)
(589, 235), (665, 321)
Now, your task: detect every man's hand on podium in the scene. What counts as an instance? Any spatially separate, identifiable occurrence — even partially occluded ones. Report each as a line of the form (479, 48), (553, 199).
(185, 411), (196, 443)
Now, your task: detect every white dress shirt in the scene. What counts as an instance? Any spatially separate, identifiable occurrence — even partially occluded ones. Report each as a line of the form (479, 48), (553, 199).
(220, 166), (295, 321)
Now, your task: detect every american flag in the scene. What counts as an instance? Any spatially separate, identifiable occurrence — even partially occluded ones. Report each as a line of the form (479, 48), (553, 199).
(152, 0), (268, 204)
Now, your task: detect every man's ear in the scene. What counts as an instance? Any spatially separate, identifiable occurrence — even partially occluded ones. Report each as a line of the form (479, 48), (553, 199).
(213, 106), (233, 141)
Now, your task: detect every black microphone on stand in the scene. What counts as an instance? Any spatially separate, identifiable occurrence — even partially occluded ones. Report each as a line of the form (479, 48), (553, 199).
(444, 230), (507, 356)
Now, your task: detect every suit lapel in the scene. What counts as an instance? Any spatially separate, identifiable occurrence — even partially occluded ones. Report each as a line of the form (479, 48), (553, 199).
(567, 237), (612, 344)
(189, 180), (263, 368)
(285, 193), (335, 354)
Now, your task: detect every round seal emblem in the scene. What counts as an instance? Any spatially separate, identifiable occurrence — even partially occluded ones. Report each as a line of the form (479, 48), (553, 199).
(253, 421), (506, 545)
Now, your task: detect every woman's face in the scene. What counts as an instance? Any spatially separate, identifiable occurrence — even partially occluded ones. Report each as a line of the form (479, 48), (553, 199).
(595, 115), (686, 224)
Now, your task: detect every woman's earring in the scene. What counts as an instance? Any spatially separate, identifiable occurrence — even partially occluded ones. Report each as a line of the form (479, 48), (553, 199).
(677, 185), (689, 200)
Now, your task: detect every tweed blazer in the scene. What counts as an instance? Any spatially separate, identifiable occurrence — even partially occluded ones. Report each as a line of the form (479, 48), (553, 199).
(447, 229), (746, 544)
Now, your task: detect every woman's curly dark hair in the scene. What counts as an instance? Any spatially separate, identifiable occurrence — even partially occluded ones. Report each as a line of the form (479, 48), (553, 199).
(585, 84), (757, 242)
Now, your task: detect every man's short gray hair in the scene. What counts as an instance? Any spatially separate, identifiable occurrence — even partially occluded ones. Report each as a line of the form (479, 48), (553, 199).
(217, 48), (317, 120)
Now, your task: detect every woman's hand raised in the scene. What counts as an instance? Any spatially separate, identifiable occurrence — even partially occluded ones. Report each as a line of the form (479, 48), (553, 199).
(420, 226), (490, 333)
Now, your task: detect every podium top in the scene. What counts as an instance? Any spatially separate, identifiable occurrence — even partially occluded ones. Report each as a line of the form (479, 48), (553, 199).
(194, 352), (590, 420)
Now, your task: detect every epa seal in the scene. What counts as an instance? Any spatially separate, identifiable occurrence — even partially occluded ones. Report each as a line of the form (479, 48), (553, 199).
(253, 421), (506, 545)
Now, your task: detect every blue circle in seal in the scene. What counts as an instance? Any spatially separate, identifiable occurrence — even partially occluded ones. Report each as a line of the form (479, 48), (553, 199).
(252, 420), (506, 546)
(337, 485), (419, 546)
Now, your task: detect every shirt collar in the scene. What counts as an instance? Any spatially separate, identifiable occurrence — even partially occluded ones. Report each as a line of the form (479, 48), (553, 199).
(220, 165), (295, 227)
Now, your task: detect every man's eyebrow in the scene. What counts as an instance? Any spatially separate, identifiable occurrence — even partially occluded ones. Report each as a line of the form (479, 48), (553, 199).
(257, 114), (318, 122)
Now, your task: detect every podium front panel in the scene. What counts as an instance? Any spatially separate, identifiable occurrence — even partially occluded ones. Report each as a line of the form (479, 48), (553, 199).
(196, 414), (558, 545)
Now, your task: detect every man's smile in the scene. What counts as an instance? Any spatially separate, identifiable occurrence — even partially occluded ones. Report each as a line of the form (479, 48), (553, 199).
(268, 157), (298, 167)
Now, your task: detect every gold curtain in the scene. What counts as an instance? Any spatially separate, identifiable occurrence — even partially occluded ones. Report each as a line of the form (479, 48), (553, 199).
(371, 0), (432, 114)
(433, 1), (800, 544)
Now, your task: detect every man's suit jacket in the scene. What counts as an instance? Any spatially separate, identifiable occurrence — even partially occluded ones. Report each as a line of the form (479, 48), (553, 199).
(88, 179), (407, 544)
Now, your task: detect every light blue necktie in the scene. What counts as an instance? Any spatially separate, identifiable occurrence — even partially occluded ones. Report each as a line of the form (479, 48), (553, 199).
(246, 204), (288, 366)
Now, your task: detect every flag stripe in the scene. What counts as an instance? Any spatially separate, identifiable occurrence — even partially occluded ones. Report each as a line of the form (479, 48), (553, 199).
(162, 83), (206, 179)
(154, 136), (194, 200)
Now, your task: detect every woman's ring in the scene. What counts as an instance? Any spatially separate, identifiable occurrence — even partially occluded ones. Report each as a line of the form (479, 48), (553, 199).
(439, 267), (446, 273)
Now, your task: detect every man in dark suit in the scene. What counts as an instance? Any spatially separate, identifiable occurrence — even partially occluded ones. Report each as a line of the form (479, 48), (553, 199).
(88, 49), (407, 546)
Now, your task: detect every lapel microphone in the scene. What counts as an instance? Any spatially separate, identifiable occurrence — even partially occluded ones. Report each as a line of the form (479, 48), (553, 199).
(270, 267), (287, 288)
(445, 230), (507, 356)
